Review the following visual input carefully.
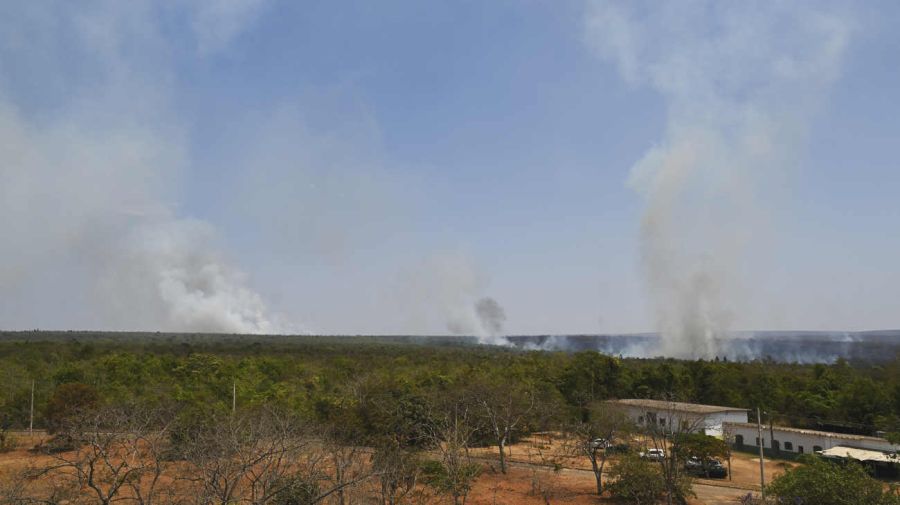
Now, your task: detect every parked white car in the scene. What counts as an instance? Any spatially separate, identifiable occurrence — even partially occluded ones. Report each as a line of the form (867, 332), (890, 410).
(639, 448), (666, 461)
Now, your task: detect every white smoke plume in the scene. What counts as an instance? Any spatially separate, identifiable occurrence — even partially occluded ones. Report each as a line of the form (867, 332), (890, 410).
(0, 1), (289, 334)
(586, 1), (852, 357)
(96, 219), (284, 333)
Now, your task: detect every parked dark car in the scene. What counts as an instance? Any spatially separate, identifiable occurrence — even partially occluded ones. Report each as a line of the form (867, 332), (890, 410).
(684, 457), (727, 478)
(607, 443), (631, 454)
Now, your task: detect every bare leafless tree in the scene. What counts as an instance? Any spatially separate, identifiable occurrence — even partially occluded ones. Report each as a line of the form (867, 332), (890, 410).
(372, 441), (421, 505)
(180, 407), (378, 505)
(32, 405), (175, 505)
(322, 435), (372, 505)
(639, 398), (699, 505)
(425, 400), (480, 505)
(564, 402), (633, 495)
(3, 401), (400, 505)
(469, 379), (534, 474)
(0, 464), (83, 505)
(179, 407), (320, 505)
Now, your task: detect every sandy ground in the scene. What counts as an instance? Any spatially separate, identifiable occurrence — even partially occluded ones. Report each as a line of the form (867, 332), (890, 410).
(1, 430), (780, 504)
(465, 461), (753, 505)
(464, 433), (801, 504)
(469, 433), (792, 489)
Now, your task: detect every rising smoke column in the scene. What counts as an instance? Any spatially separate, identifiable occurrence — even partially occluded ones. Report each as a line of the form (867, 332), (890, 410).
(586, 1), (851, 357)
(96, 219), (283, 333)
(446, 295), (508, 344)
(475, 297), (506, 336)
(0, 1), (290, 334)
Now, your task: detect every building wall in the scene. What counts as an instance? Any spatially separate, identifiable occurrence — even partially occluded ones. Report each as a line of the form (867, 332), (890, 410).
(620, 406), (748, 437)
(725, 423), (899, 454)
(703, 411), (750, 437)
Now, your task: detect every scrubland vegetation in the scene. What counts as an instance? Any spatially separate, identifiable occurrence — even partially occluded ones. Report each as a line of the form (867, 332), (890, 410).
(0, 332), (899, 504)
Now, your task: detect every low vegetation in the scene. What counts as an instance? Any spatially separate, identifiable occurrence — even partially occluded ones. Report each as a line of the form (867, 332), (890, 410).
(766, 456), (900, 505)
(0, 331), (898, 503)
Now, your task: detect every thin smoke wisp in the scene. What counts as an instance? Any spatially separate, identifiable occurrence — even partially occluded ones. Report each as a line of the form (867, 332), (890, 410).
(401, 253), (508, 344)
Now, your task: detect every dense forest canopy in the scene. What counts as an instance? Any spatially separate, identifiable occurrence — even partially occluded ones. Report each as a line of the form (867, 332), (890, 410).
(1, 331), (899, 439)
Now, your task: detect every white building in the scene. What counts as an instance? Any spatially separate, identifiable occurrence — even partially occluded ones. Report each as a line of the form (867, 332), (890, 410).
(723, 422), (900, 456)
(607, 399), (749, 437)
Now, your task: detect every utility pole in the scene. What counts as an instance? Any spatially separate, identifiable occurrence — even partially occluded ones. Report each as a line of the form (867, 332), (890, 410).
(29, 380), (35, 439)
(757, 407), (766, 502)
(725, 427), (733, 482)
(232, 381), (236, 414)
(769, 414), (776, 456)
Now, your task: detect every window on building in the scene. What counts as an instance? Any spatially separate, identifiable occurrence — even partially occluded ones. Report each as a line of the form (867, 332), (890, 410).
(638, 416), (644, 424)
(813, 445), (823, 452)
(784, 442), (793, 451)
(755, 437), (765, 447)
(798, 446), (804, 454)
(735, 435), (744, 446)
(659, 417), (666, 427)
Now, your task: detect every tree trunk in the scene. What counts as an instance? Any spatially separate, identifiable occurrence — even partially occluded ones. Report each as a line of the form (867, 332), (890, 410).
(498, 437), (507, 474)
(590, 455), (602, 495)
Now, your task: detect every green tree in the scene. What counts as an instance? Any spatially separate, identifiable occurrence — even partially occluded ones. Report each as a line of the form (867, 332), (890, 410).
(671, 433), (729, 477)
(767, 456), (900, 505)
(45, 383), (99, 434)
(566, 402), (633, 495)
(558, 352), (622, 412)
(606, 454), (666, 505)
(468, 376), (534, 474)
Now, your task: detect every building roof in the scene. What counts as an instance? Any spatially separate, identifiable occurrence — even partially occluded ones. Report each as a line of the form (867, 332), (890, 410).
(820, 446), (900, 464)
(606, 399), (749, 415)
(722, 422), (895, 445)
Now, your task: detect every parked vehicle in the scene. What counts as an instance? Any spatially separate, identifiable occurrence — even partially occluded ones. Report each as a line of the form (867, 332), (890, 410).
(639, 448), (666, 461)
(684, 457), (728, 478)
(589, 438), (610, 450)
(607, 443), (631, 454)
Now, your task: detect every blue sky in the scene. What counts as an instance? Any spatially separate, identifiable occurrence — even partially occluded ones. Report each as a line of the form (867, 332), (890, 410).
(1, 1), (898, 337)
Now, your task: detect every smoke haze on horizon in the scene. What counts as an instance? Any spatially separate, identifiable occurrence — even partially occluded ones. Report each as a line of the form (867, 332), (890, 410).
(1, 1), (899, 340)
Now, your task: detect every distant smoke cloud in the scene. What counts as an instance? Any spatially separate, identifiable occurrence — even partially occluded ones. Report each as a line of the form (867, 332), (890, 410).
(97, 219), (286, 333)
(586, 1), (852, 357)
(0, 1), (291, 333)
(446, 296), (507, 340)
(475, 297), (506, 336)
(188, 0), (272, 55)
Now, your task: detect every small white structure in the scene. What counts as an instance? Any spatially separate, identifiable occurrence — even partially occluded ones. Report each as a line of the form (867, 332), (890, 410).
(607, 399), (749, 437)
(820, 446), (900, 464)
(723, 422), (900, 455)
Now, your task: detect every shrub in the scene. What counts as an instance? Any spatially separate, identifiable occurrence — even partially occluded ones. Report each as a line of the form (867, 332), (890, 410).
(0, 429), (16, 453)
(421, 459), (481, 501)
(44, 383), (99, 434)
(767, 456), (900, 505)
(269, 475), (320, 505)
(606, 454), (666, 505)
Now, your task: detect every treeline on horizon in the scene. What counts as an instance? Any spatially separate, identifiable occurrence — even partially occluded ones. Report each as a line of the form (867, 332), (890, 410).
(1, 331), (899, 440)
